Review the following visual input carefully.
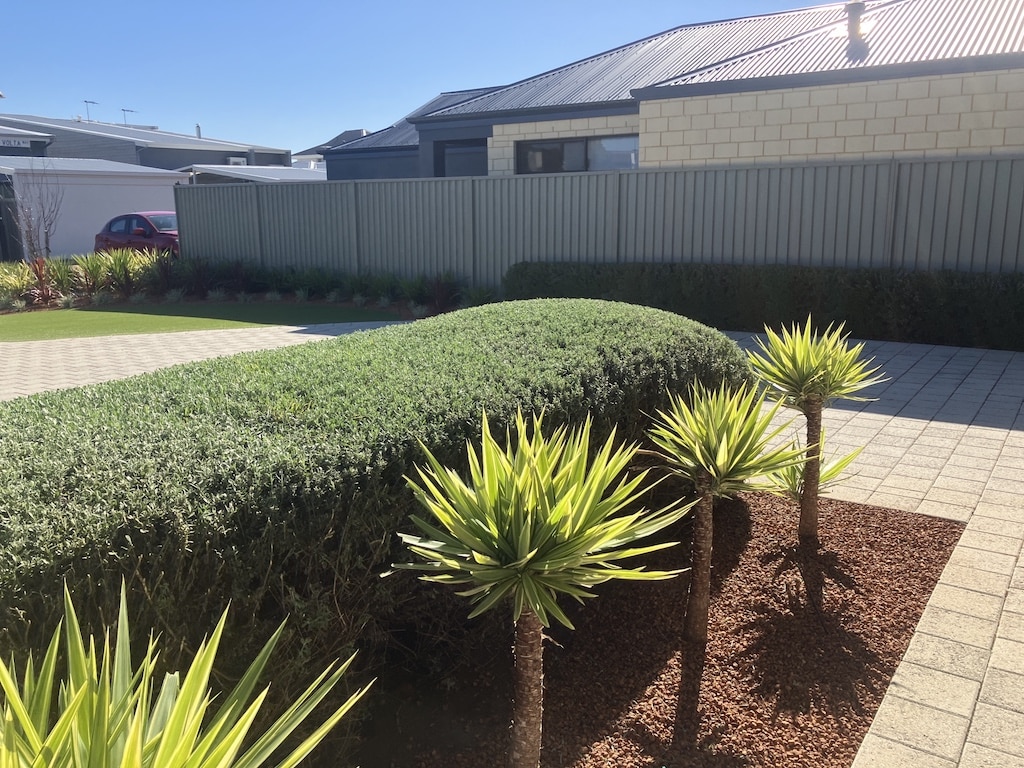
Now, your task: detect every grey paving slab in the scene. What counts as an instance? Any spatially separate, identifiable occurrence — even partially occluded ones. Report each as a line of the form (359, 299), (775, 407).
(965, 702), (1024, 757)
(869, 696), (971, 761)
(979, 668), (1024, 713)
(887, 662), (982, 718)
(959, 743), (1024, 768)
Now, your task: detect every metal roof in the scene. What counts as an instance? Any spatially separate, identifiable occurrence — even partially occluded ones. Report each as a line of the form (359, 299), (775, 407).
(338, 87), (503, 149)
(649, 0), (1024, 89)
(0, 114), (287, 152)
(185, 165), (327, 182)
(424, 4), (852, 118)
(0, 157), (186, 175)
(0, 125), (51, 139)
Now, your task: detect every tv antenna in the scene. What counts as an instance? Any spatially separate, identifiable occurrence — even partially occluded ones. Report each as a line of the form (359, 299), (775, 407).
(83, 100), (98, 121)
(121, 108), (137, 124)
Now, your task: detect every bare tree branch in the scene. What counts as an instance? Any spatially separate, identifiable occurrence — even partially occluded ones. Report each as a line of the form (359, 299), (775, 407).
(15, 160), (64, 259)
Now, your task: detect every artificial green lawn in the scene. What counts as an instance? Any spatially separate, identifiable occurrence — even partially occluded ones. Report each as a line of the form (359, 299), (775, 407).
(0, 302), (402, 342)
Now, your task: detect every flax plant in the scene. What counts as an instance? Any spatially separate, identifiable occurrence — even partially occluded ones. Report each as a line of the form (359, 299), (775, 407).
(0, 584), (371, 768)
(648, 384), (806, 734)
(747, 318), (887, 544)
(393, 410), (690, 768)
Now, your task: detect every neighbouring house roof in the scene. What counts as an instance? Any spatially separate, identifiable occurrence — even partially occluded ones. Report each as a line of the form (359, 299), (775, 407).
(184, 165), (327, 182)
(0, 125), (51, 139)
(638, 0), (1024, 95)
(337, 87), (502, 151)
(0, 114), (287, 153)
(0, 157), (186, 176)
(419, 4), (853, 120)
(417, 0), (1023, 121)
(297, 129), (369, 156)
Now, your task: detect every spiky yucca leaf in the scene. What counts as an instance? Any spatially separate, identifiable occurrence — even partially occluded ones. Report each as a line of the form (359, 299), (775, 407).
(767, 429), (863, 502)
(747, 317), (888, 411)
(648, 384), (808, 497)
(0, 583), (371, 768)
(394, 410), (691, 629)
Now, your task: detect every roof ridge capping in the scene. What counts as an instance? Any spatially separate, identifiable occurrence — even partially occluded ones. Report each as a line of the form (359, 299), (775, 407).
(636, 0), (909, 92)
(418, 0), (859, 120)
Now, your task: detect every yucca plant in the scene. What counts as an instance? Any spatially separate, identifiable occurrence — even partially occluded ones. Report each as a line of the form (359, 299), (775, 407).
(393, 410), (689, 768)
(0, 583), (371, 768)
(648, 384), (806, 734)
(768, 429), (862, 503)
(747, 318), (887, 544)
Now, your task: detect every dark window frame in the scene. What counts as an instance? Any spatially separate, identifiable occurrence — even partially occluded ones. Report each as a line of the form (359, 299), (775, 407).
(515, 134), (639, 175)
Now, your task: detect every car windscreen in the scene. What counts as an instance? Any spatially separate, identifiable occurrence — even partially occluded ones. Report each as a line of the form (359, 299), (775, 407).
(147, 214), (177, 231)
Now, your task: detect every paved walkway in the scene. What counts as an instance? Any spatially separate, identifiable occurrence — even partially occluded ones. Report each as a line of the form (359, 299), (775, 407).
(1, 326), (1022, 767)
(0, 322), (394, 401)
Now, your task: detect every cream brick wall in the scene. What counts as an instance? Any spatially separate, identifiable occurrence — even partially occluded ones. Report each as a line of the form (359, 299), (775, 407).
(488, 114), (640, 175)
(639, 69), (1024, 168)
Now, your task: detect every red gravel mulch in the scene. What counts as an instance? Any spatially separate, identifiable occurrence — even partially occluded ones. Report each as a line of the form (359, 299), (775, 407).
(354, 491), (963, 768)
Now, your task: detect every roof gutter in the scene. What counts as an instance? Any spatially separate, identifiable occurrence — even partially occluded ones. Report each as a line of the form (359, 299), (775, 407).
(409, 100), (638, 128)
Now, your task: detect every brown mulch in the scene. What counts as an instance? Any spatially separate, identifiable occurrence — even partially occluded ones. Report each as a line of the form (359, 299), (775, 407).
(353, 492), (963, 768)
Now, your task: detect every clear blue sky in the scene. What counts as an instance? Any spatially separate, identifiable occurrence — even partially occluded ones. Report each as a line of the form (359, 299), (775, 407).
(2, 0), (804, 154)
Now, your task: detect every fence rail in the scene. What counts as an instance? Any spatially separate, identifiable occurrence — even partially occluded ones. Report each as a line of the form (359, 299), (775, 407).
(175, 156), (1024, 284)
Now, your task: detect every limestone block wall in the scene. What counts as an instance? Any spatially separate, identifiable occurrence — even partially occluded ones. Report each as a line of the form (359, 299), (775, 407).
(488, 115), (640, 175)
(639, 69), (1024, 168)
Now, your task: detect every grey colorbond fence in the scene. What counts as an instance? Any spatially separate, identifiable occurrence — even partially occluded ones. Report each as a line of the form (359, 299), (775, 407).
(175, 155), (1024, 285)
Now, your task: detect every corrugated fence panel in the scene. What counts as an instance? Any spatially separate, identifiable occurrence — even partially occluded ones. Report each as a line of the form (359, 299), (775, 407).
(255, 182), (358, 272)
(893, 157), (1024, 272)
(176, 156), (1023, 282)
(616, 164), (893, 268)
(175, 185), (260, 262)
(355, 179), (475, 279)
(473, 173), (620, 286)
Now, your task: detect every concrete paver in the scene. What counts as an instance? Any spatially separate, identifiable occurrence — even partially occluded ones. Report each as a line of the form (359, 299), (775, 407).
(1, 325), (1022, 767)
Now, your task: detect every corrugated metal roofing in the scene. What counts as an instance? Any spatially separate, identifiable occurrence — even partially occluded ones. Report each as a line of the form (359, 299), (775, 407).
(653, 0), (1024, 87)
(0, 125), (51, 138)
(187, 165), (327, 182)
(427, 4), (853, 117)
(0, 157), (185, 175)
(0, 114), (286, 152)
(338, 87), (502, 150)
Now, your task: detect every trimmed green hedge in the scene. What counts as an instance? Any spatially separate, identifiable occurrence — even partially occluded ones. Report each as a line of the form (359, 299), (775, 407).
(0, 298), (749, 755)
(503, 262), (1024, 351)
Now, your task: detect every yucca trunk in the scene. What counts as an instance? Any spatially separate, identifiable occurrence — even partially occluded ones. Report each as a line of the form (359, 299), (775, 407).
(509, 606), (544, 768)
(676, 477), (714, 737)
(799, 401), (823, 544)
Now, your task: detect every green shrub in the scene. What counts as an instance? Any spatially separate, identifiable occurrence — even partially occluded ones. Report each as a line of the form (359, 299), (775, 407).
(0, 260), (33, 298)
(503, 262), (1024, 351)
(0, 299), (749, 760)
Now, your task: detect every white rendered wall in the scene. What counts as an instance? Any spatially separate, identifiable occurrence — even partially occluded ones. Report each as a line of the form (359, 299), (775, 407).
(11, 169), (184, 257)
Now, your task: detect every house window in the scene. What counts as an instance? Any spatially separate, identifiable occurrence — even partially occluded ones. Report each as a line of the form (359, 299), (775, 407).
(516, 135), (638, 174)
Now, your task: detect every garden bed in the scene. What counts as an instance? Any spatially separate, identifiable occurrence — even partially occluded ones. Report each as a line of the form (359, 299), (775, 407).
(354, 491), (963, 768)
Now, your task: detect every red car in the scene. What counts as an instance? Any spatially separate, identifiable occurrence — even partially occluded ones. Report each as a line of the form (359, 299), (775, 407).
(95, 211), (179, 257)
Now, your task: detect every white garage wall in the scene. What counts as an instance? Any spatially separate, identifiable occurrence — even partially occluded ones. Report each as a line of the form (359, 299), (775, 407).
(12, 170), (185, 258)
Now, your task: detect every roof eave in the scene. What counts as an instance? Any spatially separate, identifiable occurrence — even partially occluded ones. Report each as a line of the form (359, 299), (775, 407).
(410, 100), (638, 127)
(323, 143), (419, 157)
(632, 52), (1024, 101)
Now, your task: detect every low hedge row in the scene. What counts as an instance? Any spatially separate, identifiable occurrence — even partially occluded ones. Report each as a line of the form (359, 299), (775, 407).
(503, 262), (1024, 351)
(0, 298), (750, 759)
